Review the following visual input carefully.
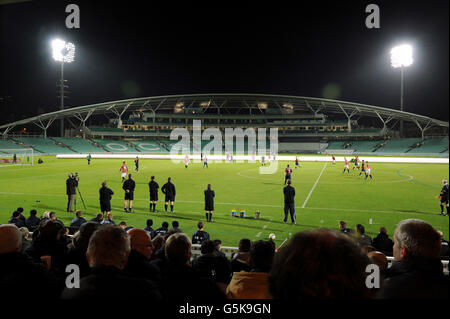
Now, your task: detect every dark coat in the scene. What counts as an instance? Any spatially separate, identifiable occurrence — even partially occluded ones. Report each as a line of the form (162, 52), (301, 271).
(283, 185), (295, 203)
(122, 179), (136, 192)
(204, 189), (215, 209)
(373, 233), (394, 255)
(99, 185), (114, 202)
(149, 180), (159, 195)
(377, 257), (449, 299)
(25, 215), (41, 232)
(123, 250), (163, 290)
(61, 266), (163, 300)
(161, 182), (176, 197)
(66, 177), (78, 195)
(192, 230), (210, 245)
(0, 252), (59, 299)
(70, 216), (87, 227)
(8, 217), (25, 228)
(144, 226), (157, 239)
(192, 254), (232, 284)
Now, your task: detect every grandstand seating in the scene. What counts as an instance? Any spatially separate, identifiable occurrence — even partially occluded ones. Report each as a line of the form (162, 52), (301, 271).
(129, 140), (168, 153)
(408, 138), (449, 155)
(92, 139), (139, 153)
(51, 137), (106, 153)
(375, 138), (421, 154)
(0, 139), (30, 151)
(13, 137), (76, 155)
(348, 140), (384, 152)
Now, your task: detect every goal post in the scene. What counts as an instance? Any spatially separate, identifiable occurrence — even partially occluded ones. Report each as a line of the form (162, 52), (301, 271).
(0, 148), (34, 167)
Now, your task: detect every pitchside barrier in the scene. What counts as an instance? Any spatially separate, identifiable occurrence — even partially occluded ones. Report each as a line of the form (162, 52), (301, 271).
(56, 153), (449, 164)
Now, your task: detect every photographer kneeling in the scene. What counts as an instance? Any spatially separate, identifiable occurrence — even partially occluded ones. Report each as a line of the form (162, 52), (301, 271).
(66, 173), (79, 212)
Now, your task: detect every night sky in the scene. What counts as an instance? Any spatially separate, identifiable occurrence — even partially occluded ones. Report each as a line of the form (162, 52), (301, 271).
(0, 0), (448, 126)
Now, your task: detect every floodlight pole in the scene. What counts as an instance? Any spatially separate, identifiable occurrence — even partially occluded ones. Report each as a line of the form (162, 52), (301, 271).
(60, 61), (64, 137)
(400, 66), (404, 138)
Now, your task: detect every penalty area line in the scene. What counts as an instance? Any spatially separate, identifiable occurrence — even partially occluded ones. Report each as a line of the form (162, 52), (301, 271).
(301, 162), (327, 208)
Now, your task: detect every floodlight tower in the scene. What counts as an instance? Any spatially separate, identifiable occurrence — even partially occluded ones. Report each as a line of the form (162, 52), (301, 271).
(52, 39), (75, 137)
(390, 44), (413, 137)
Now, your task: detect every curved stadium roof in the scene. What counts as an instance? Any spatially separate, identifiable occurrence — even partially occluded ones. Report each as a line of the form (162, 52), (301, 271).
(0, 93), (448, 135)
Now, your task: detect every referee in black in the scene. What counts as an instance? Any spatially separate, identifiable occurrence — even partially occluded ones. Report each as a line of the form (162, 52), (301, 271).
(283, 180), (296, 224)
(204, 184), (215, 222)
(99, 181), (114, 216)
(149, 176), (159, 212)
(123, 174), (136, 213)
(161, 177), (176, 213)
(439, 179), (449, 216)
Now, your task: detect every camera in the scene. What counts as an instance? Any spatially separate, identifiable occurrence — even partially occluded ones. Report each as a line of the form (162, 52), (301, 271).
(71, 172), (79, 179)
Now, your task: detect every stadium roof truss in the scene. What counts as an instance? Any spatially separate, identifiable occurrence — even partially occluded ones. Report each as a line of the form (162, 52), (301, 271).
(0, 93), (448, 138)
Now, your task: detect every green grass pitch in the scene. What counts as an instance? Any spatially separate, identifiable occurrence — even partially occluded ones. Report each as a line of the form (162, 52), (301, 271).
(0, 156), (448, 245)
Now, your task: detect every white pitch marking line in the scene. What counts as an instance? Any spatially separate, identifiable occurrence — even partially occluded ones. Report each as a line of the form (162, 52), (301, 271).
(302, 162), (327, 208)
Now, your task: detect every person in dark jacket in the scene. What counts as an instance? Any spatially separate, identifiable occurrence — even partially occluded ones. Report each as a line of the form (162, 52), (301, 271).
(70, 210), (87, 227)
(25, 209), (41, 232)
(66, 173), (78, 212)
(373, 227), (394, 256)
(122, 174), (136, 213)
(192, 240), (231, 293)
(283, 180), (296, 224)
(61, 224), (162, 300)
(204, 184), (215, 222)
(192, 221), (210, 245)
(438, 231), (449, 258)
(90, 213), (104, 224)
(0, 225), (59, 299)
(149, 176), (159, 212)
(355, 224), (372, 247)
(160, 232), (225, 300)
(99, 181), (114, 215)
(339, 220), (354, 235)
(155, 221), (169, 237)
(16, 207), (26, 224)
(144, 219), (157, 239)
(377, 219), (449, 299)
(8, 211), (25, 228)
(161, 177), (176, 213)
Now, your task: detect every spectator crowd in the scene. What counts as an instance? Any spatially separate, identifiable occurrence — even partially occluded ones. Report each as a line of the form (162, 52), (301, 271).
(1, 208), (449, 300)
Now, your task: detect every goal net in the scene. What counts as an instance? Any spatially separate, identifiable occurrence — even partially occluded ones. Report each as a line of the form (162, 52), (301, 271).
(0, 148), (34, 167)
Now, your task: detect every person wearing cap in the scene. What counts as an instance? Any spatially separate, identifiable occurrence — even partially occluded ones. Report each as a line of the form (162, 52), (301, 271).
(438, 179), (449, 216)
(283, 180), (296, 224)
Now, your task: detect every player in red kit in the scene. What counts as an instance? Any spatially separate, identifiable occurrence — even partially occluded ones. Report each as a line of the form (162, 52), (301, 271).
(365, 161), (373, 179)
(342, 157), (350, 174)
(332, 155), (336, 165)
(119, 161), (128, 183)
(284, 165), (293, 185)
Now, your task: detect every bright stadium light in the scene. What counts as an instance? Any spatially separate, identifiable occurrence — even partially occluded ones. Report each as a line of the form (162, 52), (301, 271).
(390, 44), (413, 137)
(51, 38), (76, 137)
(390, 44), (413, 68)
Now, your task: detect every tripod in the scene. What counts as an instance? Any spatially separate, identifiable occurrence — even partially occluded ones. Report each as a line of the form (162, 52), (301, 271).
(74, 186), (87, 210)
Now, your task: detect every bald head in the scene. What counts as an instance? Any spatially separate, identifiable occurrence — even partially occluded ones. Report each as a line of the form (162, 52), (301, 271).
(128, 228), (153, 260)
(0, 224), (22, 254)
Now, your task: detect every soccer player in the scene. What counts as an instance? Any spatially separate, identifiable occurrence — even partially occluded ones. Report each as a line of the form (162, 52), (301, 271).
(343, 157), (350, 174)
(184, 154), (189, 168)
(87, 153), (91, 165)
(353, 156), (360, 170)
(284, 165), (293, 185)
(148, 176), (159, 212)
(161, 177), (176, 213)
(359, 160), (366, 176)
(134, 156), (139, 172)
(295, 156), (300, 169)
(122, 174), (136, 213)
(119, 161), (128, 183)
(332, 155), (336, 165)
(438, 179), (449, 216)
(203, 156), (208, 168)
(204, 184), (215, 222)
(365, 161), (373, 179)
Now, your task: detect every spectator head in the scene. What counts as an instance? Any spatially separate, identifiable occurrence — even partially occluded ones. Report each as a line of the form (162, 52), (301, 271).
(86, 225), (130, 270)
(443, 179), (447, 185)
(0, 224), (22, 254)
(172, 221), (179, 229)
(38, 220), (64, 241)
(106, 212), (113, 220)
(29, 209), (37, 217)
(214, 239), (222, 251)
(379, 227), (387, 234)
(287, 180), (292, 185)
(356, 224), (365, 235)
(339, 221), (347, 230)
(74, 222), (99, 249)
(168, 177), (171, 182)
(151, 176), (155, 181)
(119, 221), (127, 230)
(96, 213), (103, 221)
(17, 207), (24, 214)
(238, 238), (251, 253)
(42, 211), (50, 219)
(19, 227), (30, 240)
(75, 210), (82, 218)
(200, 240), (216, 255)
(250, 240), (275, 273)
(165, 233), (192, 266)
(146, 219), (153, 227)
(367, 251), (388, 271)
(152, 235), (165, 252)
(12, 211), (20, 219)
(437, 230), (444, 239)
(162, 221), (169, 229)
(197, 221), (204, 230)
(163, 229), (180, 241)
(101, 181), (106, 187)
(128, 174), (132, 179)
(128, 228), (153, 260)
(49, 212), (56, 220)
(269, 229), (370, 299)
(393, 219), (441, 261)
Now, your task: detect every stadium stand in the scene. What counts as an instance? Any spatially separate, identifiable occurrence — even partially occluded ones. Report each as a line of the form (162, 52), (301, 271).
(92, 139), (139, 153)
(408, 138), (449, 155)
(129, 139), (168, 153)
(51, 137), (106, 153)
(0, 139), (31, 151)
(374, 138), (421, 154)
(12, 137), (76, 155)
